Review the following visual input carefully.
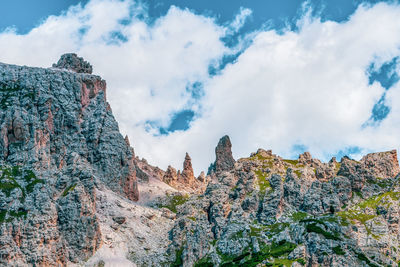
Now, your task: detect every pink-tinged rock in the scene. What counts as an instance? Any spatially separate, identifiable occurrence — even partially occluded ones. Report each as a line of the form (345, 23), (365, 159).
(361, 150), (400, 178)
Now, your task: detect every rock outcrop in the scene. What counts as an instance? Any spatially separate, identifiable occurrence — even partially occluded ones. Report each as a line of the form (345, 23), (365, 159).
(166, 148), (400, 267)
(181, 153), (195, 184)
(3, 56), (400, 267)
(162, 153), (204, 192)
(0, 56), (138, 266)
(208, 135), (235, 174)
(52, 53), (93, 74)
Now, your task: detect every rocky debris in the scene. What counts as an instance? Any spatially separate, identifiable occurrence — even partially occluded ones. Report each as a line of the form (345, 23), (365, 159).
(0, 58), (138, 265)
(52, 53), (93, 74)
(166, 148), (400, 267)
(208, 135), (236, 174)
(85, 187), (175, 267)
(112, 216), (126, 224)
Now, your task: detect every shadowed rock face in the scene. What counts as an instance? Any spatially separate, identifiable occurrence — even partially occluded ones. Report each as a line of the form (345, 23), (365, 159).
(0, 56), (137, 265)
(208, 135), (235, 174)
(52, 53), (93, 74)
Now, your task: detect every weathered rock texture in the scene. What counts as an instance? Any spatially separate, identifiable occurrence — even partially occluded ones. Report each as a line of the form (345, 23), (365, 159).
(162, 153), (205, 193)
(166, 144), (400, 267)
(52, 53), (93, 74)
(4, 59), (400, 267)
(0, 57), (138, 266)
(208, 135), (235, 174)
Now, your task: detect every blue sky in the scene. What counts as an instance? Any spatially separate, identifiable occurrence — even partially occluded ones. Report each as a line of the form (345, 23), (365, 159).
(0, 0), (400, 173)
(0, 0), (384, 34)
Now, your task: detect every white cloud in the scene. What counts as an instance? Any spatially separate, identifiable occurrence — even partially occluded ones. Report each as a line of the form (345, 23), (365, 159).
(1, 1), (400, 175)
(226, 7), (252, 34)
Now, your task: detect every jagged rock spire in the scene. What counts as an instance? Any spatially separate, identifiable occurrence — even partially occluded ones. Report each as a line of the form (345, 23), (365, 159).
(181, 152), (195, 183)
(208, 135), (235, 174)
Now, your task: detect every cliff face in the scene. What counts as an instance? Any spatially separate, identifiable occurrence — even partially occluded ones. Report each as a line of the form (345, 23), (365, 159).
(2, 56), (400, 267)
(167, 142), (400, 267)
(0, 56), (138, 265)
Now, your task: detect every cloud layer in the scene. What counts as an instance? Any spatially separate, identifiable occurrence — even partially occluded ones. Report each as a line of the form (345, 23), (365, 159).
(1, 0), (400, 174)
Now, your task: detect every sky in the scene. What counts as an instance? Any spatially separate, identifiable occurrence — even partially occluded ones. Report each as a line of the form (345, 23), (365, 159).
(0, 0), (400, 174)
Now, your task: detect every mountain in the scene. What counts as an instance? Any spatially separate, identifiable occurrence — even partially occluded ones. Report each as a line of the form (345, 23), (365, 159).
(1, 54), (399, 267)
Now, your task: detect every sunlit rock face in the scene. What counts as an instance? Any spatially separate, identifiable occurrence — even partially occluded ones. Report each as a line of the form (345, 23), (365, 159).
(52, 53), (93, 74)
(0, 55), (138, 266)
(208, 135), (236, 175)
(166, 140), (400, 267)
(2, 56), (400, 267)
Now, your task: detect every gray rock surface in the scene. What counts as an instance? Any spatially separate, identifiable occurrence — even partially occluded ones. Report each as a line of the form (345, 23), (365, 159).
(208, 135), (236, 175)
(52, 53), (93, 74)
(0, 57), (138, 266)
(166, 146), (400, 267)
(3, 57), (400, 267)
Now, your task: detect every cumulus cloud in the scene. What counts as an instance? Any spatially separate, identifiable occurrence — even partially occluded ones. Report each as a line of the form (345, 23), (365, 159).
(1, 0), (400, 174)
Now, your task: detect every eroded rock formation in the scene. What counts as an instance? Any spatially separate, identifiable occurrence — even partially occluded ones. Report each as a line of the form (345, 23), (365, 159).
(166, 147), (400, 267)
(208, 135), (235, 174)
(0, 56), (137, 265)
(162, 153), (204, 192)
(3, 56), (400, 267)
(52, 53), (93, 74)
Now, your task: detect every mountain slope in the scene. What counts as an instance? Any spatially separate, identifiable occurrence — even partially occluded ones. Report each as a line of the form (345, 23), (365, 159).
(1, 55), (400, 267)
(0, 55), (138, 265)
(167, 142), (400, 267)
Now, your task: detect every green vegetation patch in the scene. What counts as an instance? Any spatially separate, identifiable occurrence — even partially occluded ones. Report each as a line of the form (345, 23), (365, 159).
(171, 246), (184, 267)
(0, 84), (35, 109)
(271, 258), (297, 267)
(254, 169), (271, 195)
(337, 191), (400, 236)
(158, 194), (189, 213)
(296, 258), (306, 265)
(293, 169), (302, 178)
(0, 165), (44, 224)
(283, 159), (299, 166)
(333, 246), (345, 255)
(0, 165), (44, 201)
(219, 240), (297, 267)
(291, 211), (309, 222)
(62, 183), (77, 197)
(355, 251), (379, 267)
(194, 256), (213, 267)
(187, 216), (197, 222)
(306, 223), (341, 240)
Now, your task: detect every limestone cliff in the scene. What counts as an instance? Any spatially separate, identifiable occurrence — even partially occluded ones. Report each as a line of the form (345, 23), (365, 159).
(0, 55), (138, 266)
(2, 56), (400, 267)
(167, 143), (400, 267)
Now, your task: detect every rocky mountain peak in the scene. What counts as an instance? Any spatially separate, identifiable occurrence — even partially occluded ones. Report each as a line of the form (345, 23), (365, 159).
(161, 153), (205, 192)
(181, 152), (194, 183)
(208, 135), (235, 174)
(0, 58), (138, 265)
(52, 53), (93, 74)
(4, 57), (400, 267)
